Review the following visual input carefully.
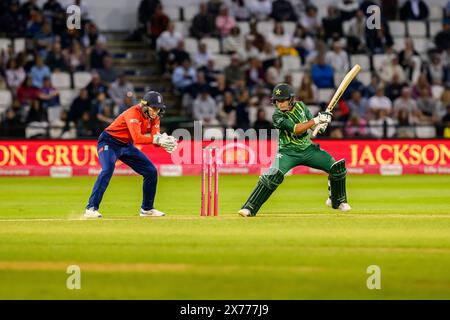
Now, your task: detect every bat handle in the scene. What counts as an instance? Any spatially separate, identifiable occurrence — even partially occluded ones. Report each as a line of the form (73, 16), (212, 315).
(311, 125), (320, 138)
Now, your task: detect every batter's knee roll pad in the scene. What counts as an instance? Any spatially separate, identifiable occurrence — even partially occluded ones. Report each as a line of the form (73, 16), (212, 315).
(260, 167), (285, 190)
(329, 159), (348, 209)
(329, 159), (347, 179)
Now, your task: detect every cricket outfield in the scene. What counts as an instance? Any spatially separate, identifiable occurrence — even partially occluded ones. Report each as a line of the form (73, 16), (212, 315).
(0, 175), (449, 299)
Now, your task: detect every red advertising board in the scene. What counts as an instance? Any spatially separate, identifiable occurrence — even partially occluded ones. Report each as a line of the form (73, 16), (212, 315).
(0, 140), (449, 176)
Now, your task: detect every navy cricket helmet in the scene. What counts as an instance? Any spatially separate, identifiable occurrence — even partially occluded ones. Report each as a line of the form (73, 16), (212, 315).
(141, 91), (166, 110)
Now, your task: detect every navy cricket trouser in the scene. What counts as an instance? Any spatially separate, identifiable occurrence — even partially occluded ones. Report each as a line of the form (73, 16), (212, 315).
(87, 132), (158, 211)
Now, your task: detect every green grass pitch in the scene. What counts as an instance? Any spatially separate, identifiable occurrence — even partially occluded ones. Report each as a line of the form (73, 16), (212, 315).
(0, 174), (449, 299)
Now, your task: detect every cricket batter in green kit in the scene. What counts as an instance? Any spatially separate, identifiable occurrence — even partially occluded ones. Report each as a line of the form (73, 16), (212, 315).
(238, 83), (351, 217)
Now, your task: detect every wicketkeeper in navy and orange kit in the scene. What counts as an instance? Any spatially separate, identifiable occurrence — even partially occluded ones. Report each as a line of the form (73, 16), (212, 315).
(85, 91), (178, 218)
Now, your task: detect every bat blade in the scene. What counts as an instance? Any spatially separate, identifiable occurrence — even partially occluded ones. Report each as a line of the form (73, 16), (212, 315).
(326, 64), (361, 112)
(312, 64), (361, 138)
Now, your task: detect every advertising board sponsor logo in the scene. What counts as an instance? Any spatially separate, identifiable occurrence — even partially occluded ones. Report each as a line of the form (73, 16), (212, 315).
(114, 168), (137, 175)
(423, 166), (450, 174)
(218, 142), (256, 165)
(380, 164), (403, 176)
(159, 165), (182, 176)
(219, 166), (250, 174)
(308, 168), (323, 174)
(0, 169), (30, 176)
(347, 167), (364, 174)
(50, 166), (73, 178)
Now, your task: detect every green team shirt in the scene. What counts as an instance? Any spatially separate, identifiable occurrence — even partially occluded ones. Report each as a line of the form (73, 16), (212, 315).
(272, 101), (314, 151)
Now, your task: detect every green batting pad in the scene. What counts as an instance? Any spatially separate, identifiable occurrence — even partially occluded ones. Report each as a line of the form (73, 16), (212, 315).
(329, 159), (348, 209)
(242, 168), (284, 215)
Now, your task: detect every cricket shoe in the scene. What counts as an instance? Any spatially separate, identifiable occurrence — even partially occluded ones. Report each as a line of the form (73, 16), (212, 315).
(238, 208), (252, 217)
(325, 198), (352, 212)
(84, 208), (102, 218)
(140, 208), (166, 217)
(338, 203), (352, 212)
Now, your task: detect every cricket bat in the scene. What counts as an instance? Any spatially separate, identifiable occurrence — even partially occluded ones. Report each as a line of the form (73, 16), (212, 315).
(312, 64), (361, 138)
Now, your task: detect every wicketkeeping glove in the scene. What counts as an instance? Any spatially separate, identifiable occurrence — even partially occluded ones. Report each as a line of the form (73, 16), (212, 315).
(164, 138), (178, 153)
(153, 133), (178, 153)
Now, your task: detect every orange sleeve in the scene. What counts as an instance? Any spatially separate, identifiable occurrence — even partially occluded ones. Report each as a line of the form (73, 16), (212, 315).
(123, 109), (154, 145)
(151, 117), (161, 136)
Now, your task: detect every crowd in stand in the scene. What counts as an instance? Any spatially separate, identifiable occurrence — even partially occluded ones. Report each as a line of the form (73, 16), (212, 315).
(1, 0), (450, 139)
(0, 0), (136, 139)
(149, 0), (450, 139)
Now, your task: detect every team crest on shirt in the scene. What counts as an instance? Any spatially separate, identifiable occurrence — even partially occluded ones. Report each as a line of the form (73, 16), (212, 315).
(149, 122), (160, 129)
(273, 117), (283, 126)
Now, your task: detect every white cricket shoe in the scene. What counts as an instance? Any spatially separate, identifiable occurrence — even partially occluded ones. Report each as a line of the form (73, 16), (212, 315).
(238, 208), (252, 217)
(85, 208), (102, 218)
(338, 203), (352, 212)
(140, 208), (166, 217)
(325, 198), (352, 212)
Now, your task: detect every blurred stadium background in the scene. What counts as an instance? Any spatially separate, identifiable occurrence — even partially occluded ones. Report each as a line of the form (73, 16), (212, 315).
(0, 0), (449, 140)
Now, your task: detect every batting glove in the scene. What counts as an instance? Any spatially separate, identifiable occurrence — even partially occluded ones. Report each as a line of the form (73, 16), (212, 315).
(316, 122), (328, 135)
(313, 111), (332, 125)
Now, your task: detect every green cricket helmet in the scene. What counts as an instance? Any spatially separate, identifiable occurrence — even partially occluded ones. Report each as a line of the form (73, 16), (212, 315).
(271, 83), (295, 104)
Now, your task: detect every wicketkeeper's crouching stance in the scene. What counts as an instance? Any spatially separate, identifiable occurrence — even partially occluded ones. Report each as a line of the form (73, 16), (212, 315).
(238, 83), (351, 217)
(85, 91), (178, 218)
